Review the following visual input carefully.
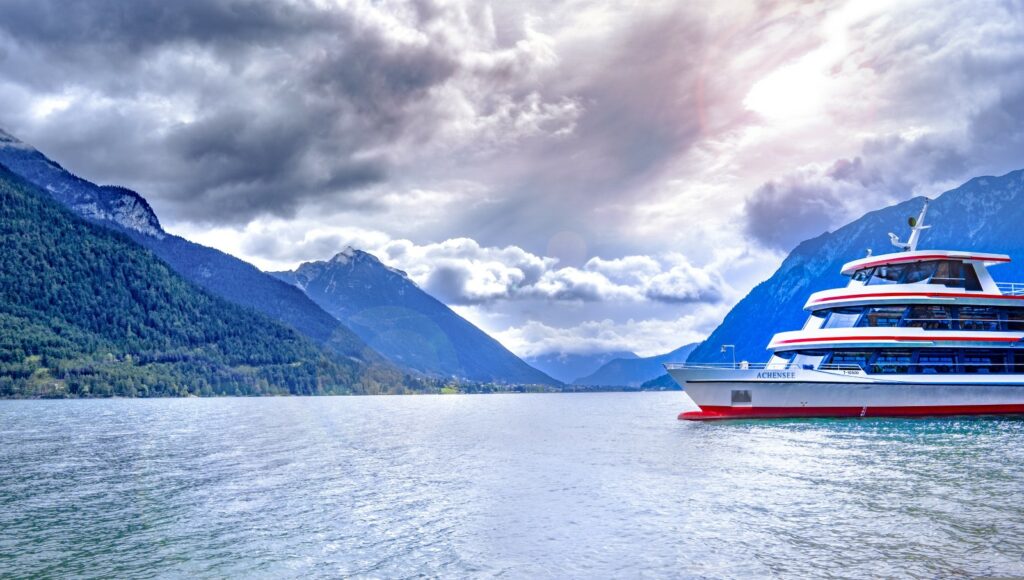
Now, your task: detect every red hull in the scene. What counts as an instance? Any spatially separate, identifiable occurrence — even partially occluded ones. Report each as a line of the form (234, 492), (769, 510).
(679, 404), (1024, 421)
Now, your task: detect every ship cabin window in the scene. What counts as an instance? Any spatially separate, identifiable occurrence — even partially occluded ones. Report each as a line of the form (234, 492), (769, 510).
(803, 311), (826, 330)
(859, 306), (906, 327)
(789, 350), (828, 370)
(905, 305), (953, 330)
(852, 268), (873, 282)
(866, 264), (907, 285)
(857, 260), (983, 290)
(822, 308), (861, 329)
(872, 350), (913, 374)
(902, 261), (936, 284)
(1008, 309), (1024, 332)
(962, 350), (1008, 374)
(958, 306), (1000, 332)
(827, 351), (871, 371)
(808, 348), (1022, 375)
(781, 348), (1022, 374)
(933, 260), (983, 291)
(917, 350), (957, 374)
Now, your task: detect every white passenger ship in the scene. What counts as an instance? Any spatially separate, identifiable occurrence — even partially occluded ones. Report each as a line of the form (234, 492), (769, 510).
(668, 201), (1024, 420)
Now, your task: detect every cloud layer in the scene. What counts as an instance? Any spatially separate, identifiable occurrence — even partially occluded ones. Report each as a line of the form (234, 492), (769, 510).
(3, 0), (1024, 357)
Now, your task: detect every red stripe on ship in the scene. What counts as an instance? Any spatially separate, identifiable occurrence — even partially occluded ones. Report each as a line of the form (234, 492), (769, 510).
(778, 335), (1022, 345)
(813, 291), (1024, 304)
(849, 254), (1010, 271)
(679, 404), (1024, 421)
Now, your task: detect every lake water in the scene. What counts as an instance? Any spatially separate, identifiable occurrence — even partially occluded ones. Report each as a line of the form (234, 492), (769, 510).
(1, 393), (1023, 578)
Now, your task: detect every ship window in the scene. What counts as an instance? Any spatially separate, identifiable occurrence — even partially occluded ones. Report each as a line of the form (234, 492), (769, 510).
(905, 305), (952, 330)
(867, 264), (907, 285)
(1007, 309), (1024, 332)
(917, 350), (957, 374)
(962, 350), (1008, 374)
(803, 312), (826, 330)
(958, 306), (1001, 331)
(852, 268), (873, 282)
(731, 390), (752, 404)
(790, 350), (827, 370)
(860, 306), (906, 327)
(962, 265), (983, 291)
(902, 261), (938, 284)
(931, 261), (961, 287)
(872, 350), (912, 374)
(823, 308), (862, 329)
(1015, 352), (1024, 374)
(930, 261), (983, 291)
(828, 351), (871, 371)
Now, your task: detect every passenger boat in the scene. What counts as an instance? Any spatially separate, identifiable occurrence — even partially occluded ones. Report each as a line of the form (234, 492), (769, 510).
(668, 201), (1024, 420)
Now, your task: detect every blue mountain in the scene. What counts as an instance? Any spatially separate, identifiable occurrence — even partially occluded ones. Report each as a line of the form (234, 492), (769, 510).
(574, 343), (698, 387)
(272, 249), (560, 385)
(524, 351), (638, 384)
(688, 169), (1024, 365)
(0, 129), (379, 364)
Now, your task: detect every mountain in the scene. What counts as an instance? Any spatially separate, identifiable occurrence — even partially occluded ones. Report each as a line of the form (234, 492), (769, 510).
(689, 168), (1024, 364)
(272, 249), (560, 385)
(523, 351), (638, 384)
(573, 343), (698, 387)
(0, 128), (377, 363)
(0, 165), (397, 398)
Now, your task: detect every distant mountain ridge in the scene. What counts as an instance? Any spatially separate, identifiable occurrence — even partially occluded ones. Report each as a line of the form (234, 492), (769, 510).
(272, 248), (560, 385)
(0, 128), (380, 365)
(574, 343), (698, 387)
(688, 169), (1024, 365)
(524, 351), (638, 384)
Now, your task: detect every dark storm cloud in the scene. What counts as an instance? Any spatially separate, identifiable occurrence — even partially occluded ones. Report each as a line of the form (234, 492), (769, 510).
(744, 176), (849, 251)
(0, 0), (332, 57)
(0, 0), (470, 223)
(743, 114), (1015, 251)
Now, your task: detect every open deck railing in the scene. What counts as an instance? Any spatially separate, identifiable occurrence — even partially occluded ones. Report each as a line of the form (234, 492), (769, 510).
(665, 362), (864, 372)
(996, 282), (1024, 296)
(666, 361), (1024, 373)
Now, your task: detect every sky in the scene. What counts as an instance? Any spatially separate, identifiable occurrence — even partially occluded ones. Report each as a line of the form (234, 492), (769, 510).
(1, 0), (1023, 357)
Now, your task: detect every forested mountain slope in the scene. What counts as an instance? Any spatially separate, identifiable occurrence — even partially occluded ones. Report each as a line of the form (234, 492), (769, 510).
(0, 166), (398, 397)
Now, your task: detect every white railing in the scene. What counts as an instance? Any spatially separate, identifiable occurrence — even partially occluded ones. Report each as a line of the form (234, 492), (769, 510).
(664, 362), (783, 370)
(665, 362), (866, 372)
(997, 282), (1024, 296)
(666, 361), (1022, 373)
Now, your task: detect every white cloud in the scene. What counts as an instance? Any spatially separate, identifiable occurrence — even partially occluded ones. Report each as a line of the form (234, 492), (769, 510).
(492, 305), (730, 358)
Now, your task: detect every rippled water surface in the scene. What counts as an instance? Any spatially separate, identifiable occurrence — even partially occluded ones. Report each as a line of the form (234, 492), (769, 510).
(2, 393), (1024, 578)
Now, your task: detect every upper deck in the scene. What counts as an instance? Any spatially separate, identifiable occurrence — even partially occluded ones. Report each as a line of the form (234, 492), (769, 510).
(840, 250), (1010, 276)
(805, 250), (1024, 311)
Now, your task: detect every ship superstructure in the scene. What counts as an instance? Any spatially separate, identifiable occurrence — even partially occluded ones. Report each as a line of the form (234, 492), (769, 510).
(669, 201), (1024, 419)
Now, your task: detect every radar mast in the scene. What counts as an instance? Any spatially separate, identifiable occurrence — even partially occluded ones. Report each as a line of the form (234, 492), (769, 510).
(888, 200), (931, 252)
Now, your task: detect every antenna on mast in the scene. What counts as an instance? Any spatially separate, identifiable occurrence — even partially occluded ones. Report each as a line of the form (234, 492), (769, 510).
(888, 199), (931, 252)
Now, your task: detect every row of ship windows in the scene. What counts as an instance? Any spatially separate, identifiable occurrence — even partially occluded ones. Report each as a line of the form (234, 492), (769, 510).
(851, 260), (982, 290)
(780, 348), (1024, 374)
(807, 305), (1024, 332)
